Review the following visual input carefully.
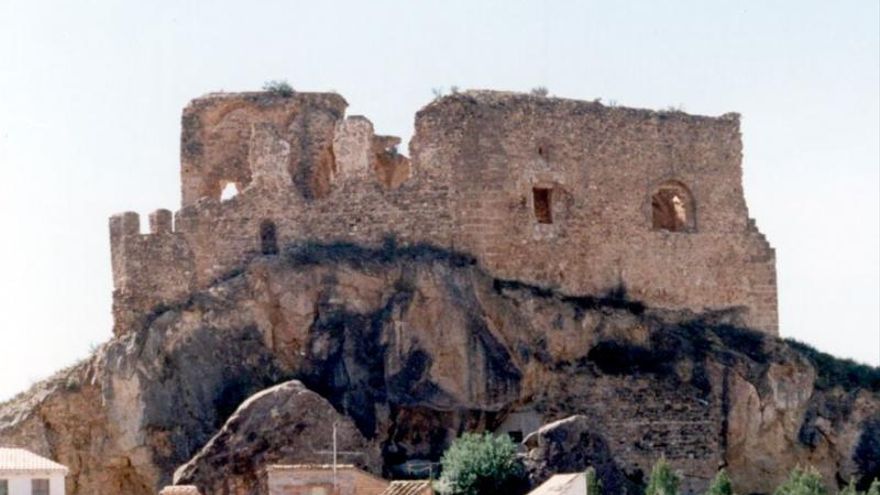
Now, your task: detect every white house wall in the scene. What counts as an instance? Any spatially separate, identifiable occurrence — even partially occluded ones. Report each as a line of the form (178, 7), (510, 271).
(1, 472), (65, 495)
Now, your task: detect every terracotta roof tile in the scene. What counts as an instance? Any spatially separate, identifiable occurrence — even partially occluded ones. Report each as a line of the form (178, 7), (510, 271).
(528, 473), (585, 495)
(380, 480), (433, 495)
(158, 486), (203, 495)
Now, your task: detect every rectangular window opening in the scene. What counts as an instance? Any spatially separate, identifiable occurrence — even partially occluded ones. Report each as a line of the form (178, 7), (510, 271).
(533, 188), (553, 224)
(32, 479), (50, 495)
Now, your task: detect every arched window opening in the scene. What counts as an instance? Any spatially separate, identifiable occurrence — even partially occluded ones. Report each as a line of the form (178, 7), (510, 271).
(260, 220), (279, 255)
(220, 182), (239, 201)
(651, 181), (695, 232)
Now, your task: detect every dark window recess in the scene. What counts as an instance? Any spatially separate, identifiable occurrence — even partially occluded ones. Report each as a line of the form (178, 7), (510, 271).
(260, 220), (279, 255)
(533, 188), (553, 224)
(508, 431), (524, 443)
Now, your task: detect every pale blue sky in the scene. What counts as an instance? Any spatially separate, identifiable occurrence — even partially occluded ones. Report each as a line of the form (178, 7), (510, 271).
(0, 1), (877, 401)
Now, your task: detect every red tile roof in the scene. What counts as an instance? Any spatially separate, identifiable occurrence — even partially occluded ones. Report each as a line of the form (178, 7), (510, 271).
(380, 480), (433, 495)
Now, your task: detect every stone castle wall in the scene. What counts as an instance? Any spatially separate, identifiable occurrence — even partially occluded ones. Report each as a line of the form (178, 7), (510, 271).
(109, 90), (777, 335)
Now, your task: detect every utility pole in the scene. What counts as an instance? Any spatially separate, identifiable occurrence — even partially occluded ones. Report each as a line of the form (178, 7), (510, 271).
(333, 422), (338, 487)
(312, 421), (365, 493)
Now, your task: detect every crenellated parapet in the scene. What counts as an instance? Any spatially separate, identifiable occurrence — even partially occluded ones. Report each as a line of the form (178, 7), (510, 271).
(109, 89), (780, 336)
(109, 209), (196, 335)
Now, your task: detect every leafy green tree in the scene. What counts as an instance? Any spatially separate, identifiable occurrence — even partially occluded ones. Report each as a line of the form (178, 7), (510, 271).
(645, 457), (680, 495)
(705, 469), (734, 495)
(437, 432), (525, 495)
(773, 466), (827, 495)
(868, 479), (880, 495)
(585, 466), (603, 495)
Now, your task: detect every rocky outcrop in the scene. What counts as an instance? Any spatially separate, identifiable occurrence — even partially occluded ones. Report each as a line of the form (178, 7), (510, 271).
(523, 415), (638, 493)
(523, 415), (638, 494)
(172, 380), (381, 494)
(1, 242), (877, 494)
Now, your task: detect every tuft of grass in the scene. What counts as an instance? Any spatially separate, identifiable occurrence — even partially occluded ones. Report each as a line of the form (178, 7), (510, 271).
(262, 80), (295, 97)
(530, 86), (549, 97)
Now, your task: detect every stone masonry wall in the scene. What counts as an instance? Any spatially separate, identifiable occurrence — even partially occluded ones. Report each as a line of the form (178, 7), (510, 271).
(109, 90), (777, 336)
(415, 93), (777, 332)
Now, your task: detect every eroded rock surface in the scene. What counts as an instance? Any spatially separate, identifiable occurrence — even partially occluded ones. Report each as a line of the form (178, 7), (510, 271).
(1, 243), (877, 494)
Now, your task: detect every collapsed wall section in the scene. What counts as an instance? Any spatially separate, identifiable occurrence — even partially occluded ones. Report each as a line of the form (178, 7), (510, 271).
(180, 92), (348, 206)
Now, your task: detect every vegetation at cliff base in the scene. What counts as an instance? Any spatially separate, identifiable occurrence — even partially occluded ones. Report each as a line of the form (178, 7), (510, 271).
(839, 478), (880, 495)
(584, 467), (602, 495)
(585, 466), (603, 495)
(842, 479), (861, 495)
(645, 457), (681, 495)
(773, 466), (827, 495)
(436, 432), (525, 495)
(705, 469), (734, 495)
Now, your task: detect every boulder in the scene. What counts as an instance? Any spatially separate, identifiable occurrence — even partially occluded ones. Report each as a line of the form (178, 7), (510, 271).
(173, 380), (380, 494)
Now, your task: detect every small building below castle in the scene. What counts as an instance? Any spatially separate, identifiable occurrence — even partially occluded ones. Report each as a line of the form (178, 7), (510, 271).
(0, 448), (68, 495)
(267, 464), (390, 495)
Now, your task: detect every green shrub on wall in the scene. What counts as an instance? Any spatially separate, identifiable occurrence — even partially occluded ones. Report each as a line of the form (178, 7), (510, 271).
(262, 80), (294, 97)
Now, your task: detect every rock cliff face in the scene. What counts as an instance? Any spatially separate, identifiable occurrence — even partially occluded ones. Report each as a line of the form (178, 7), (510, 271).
(1, 243), (877, 494)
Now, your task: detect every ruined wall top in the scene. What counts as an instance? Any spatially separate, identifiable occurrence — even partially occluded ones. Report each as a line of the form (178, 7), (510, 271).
(180, 91), (349, 207)
(419, 90), (741, 124)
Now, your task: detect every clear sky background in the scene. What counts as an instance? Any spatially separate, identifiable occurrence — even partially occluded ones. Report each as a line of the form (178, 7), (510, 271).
(0, 0), (878, 401)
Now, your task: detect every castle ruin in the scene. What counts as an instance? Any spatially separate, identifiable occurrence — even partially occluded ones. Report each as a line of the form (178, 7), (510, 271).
(109, 90), (778, 336)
